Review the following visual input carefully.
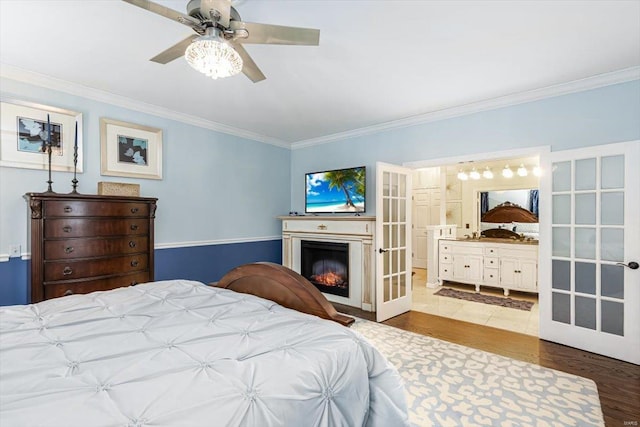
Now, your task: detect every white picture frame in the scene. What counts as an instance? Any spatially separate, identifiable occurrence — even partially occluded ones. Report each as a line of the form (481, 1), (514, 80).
(100, 118), (163, 180)
(0, 99), (83, 172)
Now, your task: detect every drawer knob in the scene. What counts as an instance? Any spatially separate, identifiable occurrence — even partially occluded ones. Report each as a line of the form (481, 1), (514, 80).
(64, 246), (74, 254)
(490, 260), (494, 264)
(64, 206), (73, 213)
(63, 289), (74, 296)
(63, 266), (73, 276)
(63, 225), (72, 233)
(130, 224), (139, 231)
(131, 207), (139, 214)
(129, 241), (136, 248)
(318, 224), (327, 230)
(131, 260), (139, 267)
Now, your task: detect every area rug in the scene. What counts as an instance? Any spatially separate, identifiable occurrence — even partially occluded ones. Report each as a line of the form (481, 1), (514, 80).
(351, 318), (604, 427)
(435, 287), (534, 311)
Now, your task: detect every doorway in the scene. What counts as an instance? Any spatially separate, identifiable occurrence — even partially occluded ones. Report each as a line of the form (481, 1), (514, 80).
(407, 148), (544, 336)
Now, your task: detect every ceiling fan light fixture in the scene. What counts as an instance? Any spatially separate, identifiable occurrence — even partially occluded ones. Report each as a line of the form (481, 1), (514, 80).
(185, 28), (243, 79)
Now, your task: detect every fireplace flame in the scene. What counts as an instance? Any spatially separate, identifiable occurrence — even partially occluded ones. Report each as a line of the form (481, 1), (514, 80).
(311, 271), (347, 287)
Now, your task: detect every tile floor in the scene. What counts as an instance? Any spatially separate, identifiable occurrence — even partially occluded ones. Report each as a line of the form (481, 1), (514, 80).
(411, 268), (539, 336)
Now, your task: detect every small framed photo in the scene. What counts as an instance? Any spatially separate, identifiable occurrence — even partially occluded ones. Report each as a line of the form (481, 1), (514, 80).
(0, 99), (83, 172)
(100, 118), (162, 180)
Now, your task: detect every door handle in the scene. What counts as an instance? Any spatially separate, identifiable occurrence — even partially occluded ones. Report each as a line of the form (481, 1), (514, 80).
(379, 248), (388, 253)
(616, 261), (639, 270)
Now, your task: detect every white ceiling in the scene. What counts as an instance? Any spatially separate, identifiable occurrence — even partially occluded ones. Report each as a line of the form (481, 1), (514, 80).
(1, 0), (639, 147)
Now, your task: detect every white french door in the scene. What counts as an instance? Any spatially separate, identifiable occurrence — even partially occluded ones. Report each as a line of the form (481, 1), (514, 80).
(376, 162), (413, 322)
(539, 141), (640, 364)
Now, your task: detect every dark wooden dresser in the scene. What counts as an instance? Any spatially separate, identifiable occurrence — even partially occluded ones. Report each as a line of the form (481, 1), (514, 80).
(25, 192), (157, 303)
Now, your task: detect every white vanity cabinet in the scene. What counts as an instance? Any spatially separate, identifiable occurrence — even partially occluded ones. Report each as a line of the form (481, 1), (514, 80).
(499, 248), (538, 292)
(438, 240), (538, 295)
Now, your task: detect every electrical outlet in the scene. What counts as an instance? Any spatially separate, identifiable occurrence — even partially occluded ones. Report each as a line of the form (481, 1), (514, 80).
(9, 245), (21, 258)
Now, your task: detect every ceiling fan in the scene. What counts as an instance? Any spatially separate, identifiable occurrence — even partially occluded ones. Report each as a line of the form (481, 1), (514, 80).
(122, 0), (320, 82)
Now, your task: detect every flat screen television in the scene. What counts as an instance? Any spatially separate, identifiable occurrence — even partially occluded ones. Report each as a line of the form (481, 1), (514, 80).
(305, 166), (366, 213)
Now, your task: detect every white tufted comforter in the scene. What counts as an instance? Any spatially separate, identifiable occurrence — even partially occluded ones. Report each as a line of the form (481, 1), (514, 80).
(0, 280), (409, 427)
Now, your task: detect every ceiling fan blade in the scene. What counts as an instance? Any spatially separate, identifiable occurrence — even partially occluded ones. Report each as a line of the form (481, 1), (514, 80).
(231, 43), (266, 83)
(200, 0), (231, 27)
(150, 35), (198, 64)
(122, 0), (202, 30)
(230, 21), (320, 45)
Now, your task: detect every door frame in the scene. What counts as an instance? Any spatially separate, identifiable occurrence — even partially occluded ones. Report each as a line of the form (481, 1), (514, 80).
(403, 145), (550, 331)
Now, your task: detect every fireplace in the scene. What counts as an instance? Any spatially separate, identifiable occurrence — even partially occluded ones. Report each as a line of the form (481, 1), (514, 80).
(301, 240), (349, 298)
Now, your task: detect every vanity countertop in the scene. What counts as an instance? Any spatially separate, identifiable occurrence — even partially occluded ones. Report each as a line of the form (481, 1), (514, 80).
(453, 237), (539, 245)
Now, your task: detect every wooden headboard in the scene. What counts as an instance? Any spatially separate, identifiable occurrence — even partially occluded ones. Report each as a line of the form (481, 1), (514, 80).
(481, 201), (538, 223)
(213, 262), (355, 327)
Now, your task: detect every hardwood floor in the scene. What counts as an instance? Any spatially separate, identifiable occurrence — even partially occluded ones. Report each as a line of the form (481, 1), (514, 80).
(334, 304), (640, 426)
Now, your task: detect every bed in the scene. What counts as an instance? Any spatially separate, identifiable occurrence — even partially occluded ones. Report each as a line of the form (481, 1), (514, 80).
(480, 201), (539, 239)
(0, 263), (409, 426)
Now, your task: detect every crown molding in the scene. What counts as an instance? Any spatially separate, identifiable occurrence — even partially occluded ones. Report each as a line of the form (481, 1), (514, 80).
(291, 67), (640, 149)
(2, 63), (638, 150)
(0, 63), (291, 149)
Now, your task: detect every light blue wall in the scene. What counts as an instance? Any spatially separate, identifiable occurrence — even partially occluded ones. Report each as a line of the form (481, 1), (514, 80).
(0, 78), (290, 305)
(290, 80), (640, 213)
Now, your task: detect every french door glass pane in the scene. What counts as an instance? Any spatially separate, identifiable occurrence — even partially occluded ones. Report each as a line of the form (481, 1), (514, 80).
(601, 192), (624, 225)
(553, 161), (571, 192)
(601, 228), (624, 262)
(574, 228), (596, 259)
(575, 158), (596, 191)
(553, 227), (571, 257)
(601, 300), (624, 336)
(552, 194), (571, 224)
(552, 292), (571, 324)
(601, 264), (624, 299)
(601, 155), (624, 189)
(575, 262), (596, 295)
(575, 193), (596, 224)
(575, 296), (596, 330)
(552, 260), (571, 290)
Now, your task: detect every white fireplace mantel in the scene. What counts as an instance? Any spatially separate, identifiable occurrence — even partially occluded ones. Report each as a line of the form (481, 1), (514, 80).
(278, 215), (376, 311)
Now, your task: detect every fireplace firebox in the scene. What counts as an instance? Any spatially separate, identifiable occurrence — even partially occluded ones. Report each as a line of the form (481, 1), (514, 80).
(301, 240), (349, 297)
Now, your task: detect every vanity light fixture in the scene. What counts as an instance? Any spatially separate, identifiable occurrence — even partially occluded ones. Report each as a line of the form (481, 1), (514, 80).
(469, 168), (481, 180)
(482, 167), (494, 179)
(502, 165), (514, 178)
(457, 170), (469, 181)
(517, 164), (528, 177)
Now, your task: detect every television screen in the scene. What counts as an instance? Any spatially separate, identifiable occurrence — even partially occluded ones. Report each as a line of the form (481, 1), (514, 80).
(305, 166), (365, 213)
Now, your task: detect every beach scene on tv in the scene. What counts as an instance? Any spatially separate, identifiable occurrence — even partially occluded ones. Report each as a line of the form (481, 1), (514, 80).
(306, 167), (365, 213)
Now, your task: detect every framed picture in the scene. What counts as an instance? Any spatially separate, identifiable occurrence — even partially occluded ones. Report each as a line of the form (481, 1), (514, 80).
(0, 99), (83, 172)
(100, 118), (162, 180)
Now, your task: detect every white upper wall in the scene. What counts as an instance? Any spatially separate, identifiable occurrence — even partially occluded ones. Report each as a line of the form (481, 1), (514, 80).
(290, 80), (640, 214)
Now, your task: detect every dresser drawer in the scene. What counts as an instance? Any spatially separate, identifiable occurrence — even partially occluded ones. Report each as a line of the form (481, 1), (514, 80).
(45, 219), (149, 238)
(484, 268), (499, 284)
(44, 236), (149, 260)
(439, 253), (453, 264)
(44, 254), (149, 281)
(43, 272), (150, 299)
(484, 256), (499, 267)
(45, 201), (150, 218)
